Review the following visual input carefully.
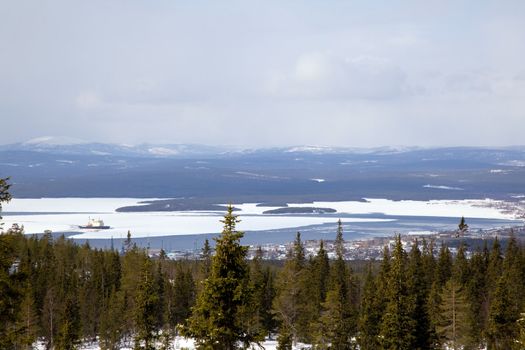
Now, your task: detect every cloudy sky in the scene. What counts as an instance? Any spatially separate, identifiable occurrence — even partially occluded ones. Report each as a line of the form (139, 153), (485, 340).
(1, 0), (525, 147)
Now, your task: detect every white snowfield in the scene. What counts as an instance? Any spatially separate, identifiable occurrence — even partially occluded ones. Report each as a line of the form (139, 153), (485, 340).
(2, 197), (519, 239)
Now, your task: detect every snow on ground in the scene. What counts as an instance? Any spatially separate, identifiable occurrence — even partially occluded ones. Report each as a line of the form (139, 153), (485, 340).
(2, 198), (393, 239)
(2, 197), (518, 239)
(423, 184), (464, 190)
(34, 338), (311, 350)
(278, 198), (517, 220)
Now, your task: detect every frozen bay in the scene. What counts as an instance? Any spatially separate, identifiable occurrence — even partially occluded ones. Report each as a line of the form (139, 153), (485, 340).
(2, 197), (522, 249)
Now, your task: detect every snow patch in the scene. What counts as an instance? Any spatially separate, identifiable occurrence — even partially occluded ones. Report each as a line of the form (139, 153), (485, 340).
(148, 147), (180, 156)
(91, 150), (111, 156)
(423, 184), (464, 191)
(499, 160), (525, 167)
(235, 171), (285, 180)
(23, 136), (87, 146)
(33, 337), (310, 350)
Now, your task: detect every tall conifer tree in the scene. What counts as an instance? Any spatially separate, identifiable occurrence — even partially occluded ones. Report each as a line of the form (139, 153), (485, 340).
(183, 206), (259, 349)
(379, 235), (416, 349)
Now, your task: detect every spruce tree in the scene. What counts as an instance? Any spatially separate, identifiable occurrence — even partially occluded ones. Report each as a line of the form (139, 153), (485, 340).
(0, 177), (11, 226)
(457, 217), (468, 237)
(486, 274), (520, 349)
(486, 237), (503, 297)
(99, 288), (126, 350)
(251, 247), (277, 338)
(358, 263), (382, 350)
(465, 249), (488, 348)
(427, 281), (443, 349)
(134, 257), (160, 350)
(453, 242), (469, 286)
(169, 266), (196, 327)
(518, 312), (525, 348)
(306, 240), (330, 342)
(407, 239), (432, 350)
(437, 280), (470, 350)
(322, 220), (357, 349)
(273, 232), (308, 344)
(0, 233), (24, 348)
(379, 235), (416, 349)
(201, 238), (212, 279)
(15, 285), (39, 349)
(436, 243), (452, 288)
(183, 206), (259, 349)
(502, 236), (524, 320)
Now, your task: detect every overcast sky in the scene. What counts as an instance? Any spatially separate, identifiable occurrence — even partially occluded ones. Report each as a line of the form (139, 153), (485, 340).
(1, 0), (525, 147)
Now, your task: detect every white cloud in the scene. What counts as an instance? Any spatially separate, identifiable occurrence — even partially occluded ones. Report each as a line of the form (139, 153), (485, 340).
(268, 53), (407, 100)
(1, 0), (525, 147)
(75, 92), (101, 109)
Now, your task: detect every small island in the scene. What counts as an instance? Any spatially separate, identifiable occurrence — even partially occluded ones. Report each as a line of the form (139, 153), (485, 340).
(263, 207), (337, 214)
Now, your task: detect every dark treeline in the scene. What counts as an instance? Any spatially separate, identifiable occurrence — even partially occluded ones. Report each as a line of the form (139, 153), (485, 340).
(2, 224), (525, 349)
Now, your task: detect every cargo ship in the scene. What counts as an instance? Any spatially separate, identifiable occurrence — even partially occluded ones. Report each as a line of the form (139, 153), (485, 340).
(79, 217), (111, 229)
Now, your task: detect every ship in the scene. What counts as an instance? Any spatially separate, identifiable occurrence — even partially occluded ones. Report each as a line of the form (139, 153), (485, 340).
(79, 217), (111, 229)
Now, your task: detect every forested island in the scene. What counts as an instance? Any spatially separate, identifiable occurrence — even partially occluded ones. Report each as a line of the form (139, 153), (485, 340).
(262, 207), (337, 214)
(2, 178), (525, 349)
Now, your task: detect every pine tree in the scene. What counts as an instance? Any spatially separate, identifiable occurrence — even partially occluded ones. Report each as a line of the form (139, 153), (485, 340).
(183, 206), (259, 349)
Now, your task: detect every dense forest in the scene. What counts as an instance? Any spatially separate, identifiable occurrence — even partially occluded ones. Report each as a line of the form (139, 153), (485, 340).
(1, 178), (525, 349)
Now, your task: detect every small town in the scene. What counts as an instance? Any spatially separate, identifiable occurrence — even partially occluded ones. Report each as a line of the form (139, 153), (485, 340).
(155, 224), (525, 261)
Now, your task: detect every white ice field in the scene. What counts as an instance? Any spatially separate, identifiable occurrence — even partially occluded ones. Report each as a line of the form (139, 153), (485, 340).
(1, 197), (520, 240)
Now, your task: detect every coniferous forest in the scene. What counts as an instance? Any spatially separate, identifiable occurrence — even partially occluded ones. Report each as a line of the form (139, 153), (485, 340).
(2, 179), (525, 350)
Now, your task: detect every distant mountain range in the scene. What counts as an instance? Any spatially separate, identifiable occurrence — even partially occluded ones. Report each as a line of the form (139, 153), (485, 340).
(1, 138), (525, 209)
